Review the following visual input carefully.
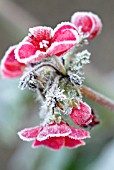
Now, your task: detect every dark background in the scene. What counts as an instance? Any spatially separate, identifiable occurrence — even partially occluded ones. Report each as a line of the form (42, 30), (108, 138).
(0, 0), (114, 170)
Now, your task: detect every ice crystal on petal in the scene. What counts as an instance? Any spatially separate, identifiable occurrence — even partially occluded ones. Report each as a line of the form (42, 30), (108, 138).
(71, 12), (102, 40)
(65, 138), (85, 148)
(32, 137), (65, 150)
(18, 121), (90, 150)
(1, 13), (103, 150)
(37, 122), (71, 141)
(1, 45), (26, 78)
(15, 22), (80, 63)
(18, 126), (43, 141)
(70, 102), (93, 126)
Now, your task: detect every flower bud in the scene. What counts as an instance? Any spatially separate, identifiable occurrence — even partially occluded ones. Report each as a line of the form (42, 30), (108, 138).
(70, 102), (93, 126)
(71, 12), (102, 40)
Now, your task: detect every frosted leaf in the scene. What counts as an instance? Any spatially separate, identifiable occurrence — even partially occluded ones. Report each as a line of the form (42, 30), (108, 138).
(68, 71), (84, 86)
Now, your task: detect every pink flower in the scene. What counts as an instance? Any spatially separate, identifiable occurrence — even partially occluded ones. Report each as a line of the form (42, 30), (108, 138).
(15, 22), (80, 63)
(1, 45), (26, 78)
(18, 121), (90, 150)
(71, 12), (102, 40)
(70, 103), (93, 126)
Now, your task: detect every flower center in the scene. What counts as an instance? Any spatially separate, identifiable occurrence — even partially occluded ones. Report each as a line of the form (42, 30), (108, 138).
(39, 40), (49, 49)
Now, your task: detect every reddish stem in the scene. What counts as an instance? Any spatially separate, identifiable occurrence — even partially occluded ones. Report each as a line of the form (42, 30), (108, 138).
(81, 85), (114, 112)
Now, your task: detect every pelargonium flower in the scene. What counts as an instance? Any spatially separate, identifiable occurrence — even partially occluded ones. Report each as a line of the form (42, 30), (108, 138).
(15, 22), (80, 63)
(1, 45), (26, 78)
(18, 121), (90, 150)
(71, 12), (102, 40)
(70, 102), (93, 126)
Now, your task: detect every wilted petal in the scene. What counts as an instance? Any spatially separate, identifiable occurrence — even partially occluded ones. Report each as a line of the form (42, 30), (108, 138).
(68, 127), (90, 140)
(65, 137), (85, 149)
(38, 121), (71, 141)
(1, 45), (25, 78)
(70, 102), (93, 126)
(18, 126), (43, 141)
(32, 137), (65, 150)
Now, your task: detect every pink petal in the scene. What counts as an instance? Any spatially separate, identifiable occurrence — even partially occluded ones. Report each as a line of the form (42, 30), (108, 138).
(47, 41), (76, 57)
(89, 14), (102, 39)
(18, 126), (43, 141)
(1, 45), (26, 78)
(38, 121), (71, 141)
(1, 67), (22, 78)
(65, 137), (85, 149)
(32, 137), (65, 150)
(68, 127), (90, 140)
(71, 12), (93, 34)
(71, 12), (102, 40)
(52, 22), (80, 43)
(70, 102), (93, 126)
(15, 26), (52, 63)
(15, 41), (47, 63)
(29, 26), (52, 42)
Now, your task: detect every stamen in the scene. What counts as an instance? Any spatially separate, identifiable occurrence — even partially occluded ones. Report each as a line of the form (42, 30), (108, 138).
(39, 40), (49, 49)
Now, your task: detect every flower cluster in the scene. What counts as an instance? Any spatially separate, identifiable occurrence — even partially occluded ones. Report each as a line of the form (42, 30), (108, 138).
(0, 11), (102, 150)
(18, 121), (90, 150)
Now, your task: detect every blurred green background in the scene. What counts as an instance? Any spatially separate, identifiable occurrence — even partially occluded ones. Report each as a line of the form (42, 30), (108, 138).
(0, 0), (114, 170)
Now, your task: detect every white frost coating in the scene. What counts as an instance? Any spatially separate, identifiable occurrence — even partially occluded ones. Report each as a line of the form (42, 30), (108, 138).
(17, 130), (36, 141)
(76, 50), (91, 64)
(53, 25), (80, 44)
(92, 13), (102, 35)
(1, 45), (17, 70)
(71, 12), (96, 35)
(37, 124), (71, 141)
(68, 128), (90, 140)
(83, 102), (91, 113)
(52, 21), (79, 37)
(47, 40), (77, 55)
(15, 41), (47, 64)
(29, 26), (53, 39)
(15, 24), (80, 64)
(37, 131), (70, 141)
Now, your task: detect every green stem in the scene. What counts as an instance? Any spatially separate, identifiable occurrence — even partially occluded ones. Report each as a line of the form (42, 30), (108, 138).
(53, 56), (66, 75)
(29, 62), (63, 75)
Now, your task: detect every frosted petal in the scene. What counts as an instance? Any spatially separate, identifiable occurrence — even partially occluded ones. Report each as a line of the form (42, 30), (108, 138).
(52, 22), (80, 43)
(68, 127), (90, 140)
(71, 12), (102, 40)
(15, 42), (47, 63)
(38, 122), (71, 141)
(47, 41), (76, 57)
(1, 45), (25, 78)
(70, 102), (93, 126)
(29, 26), (52, 41)
(65, 137), (85, 148)
(32, 137), (65, 150)
(18, 126), (43, 141)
